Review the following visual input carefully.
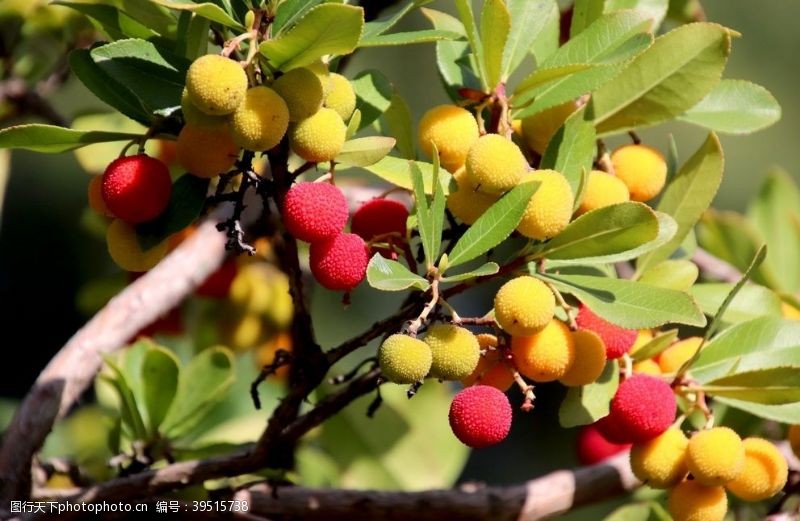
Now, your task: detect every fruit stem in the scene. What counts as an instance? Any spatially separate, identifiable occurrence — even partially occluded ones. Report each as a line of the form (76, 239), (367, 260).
(512, 371), (536, 412)
(545, 281), (578, 330)
(406, 277), (440, 337)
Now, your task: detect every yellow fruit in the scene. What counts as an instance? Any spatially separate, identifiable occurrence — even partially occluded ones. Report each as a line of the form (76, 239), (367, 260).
(225, 312), (263, 351)
(230, 86), (290, 152)
(687, 427), (745, 486)
(521, 102), (577, 155)
(379, 334), (433, 384)
(611, 144), (667, 202)
(559, 330), (607, 386)
(181, 88), (228, 130)
(185, 54), (248, 116)
(272, 68), (324, 122)
(423, 324), (481, 381)
(511, 320), (575, 382)
(255, 331), (292, 379)
(324, 73), (356, 121)
(461, 334), (514, 391)
(446, 168), (498, 224)
(229, 265), (272, 314)
(307, 60), (332, 96)
(726, 437), (788, 501)
(465, 134), (528, 194)
(88, 175), (112, 217)
(494, 276), (555, 336)
(782, 301), (800, 320)
(106, 219), (168, 272)
(264, 271), (293, 328)
(633, 359), (662, 376)
(659, 337), (703, 374)
(418, 105), (480, 173)
(517, 170), (573, 240)
(289, 107), (346, 162)
(630, 329), (654, 354)
(630, 428), (689, 488)
(668, 480), (727, 521)
(176, 124), (240, 178)
(576, 170), (630, 216)
(790, 425), (800, 458)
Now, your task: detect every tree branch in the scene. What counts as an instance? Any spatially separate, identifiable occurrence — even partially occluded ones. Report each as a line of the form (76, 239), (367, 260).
(691, 248), (743, 283)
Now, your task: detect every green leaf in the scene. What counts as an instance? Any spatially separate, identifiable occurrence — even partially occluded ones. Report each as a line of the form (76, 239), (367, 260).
(540, 107), (596, 198)
(273, 0), (326, 35)
(69, 49), (151, 125)
(380, 94), (415, 160)
(72, 113), (150, 173)
(161, 346), (235, 439)
(184, 13), (211, 60)
(700, 368), (800, 405)
(352, 69), (393, 130)
(636, 133), (724, 274)
(140, 345), (179, 434)
(512, 64), (594, 100)
(454, 0), (485, 89)
(136, 174), (209, 250)
(0, 124), (142, 153)
(533, 202), (659, 262)
(411, 160), (445, 268)
(347, 156), (441, 194)
(690, 282), (781, 325)
(103, 358), (148, 440)
(479, 0), (510, 88)
(447, 181), (540, 269)
(151, 1), (243, 30)
(605, 0), (669, 29)
(747, 168), (800, 293)
(358, 30), (461, 48)
(631, 329), (679, 362)
(502, 0), (559, 77)
(570, 0), (605, 38)
(638, 260), (698, 292)
(441, 262), (500, 283)
(588, 23), (732, 135)
(366, 254), (430, 292)
(538, 273), (706, 328)
(530, 0), (560, 64)
(680, 79), (781, 134)
(90, 39), (189, 116)
(421, 8), (481, 101)
(559, 361), (618, 427)
(345, 109), (362, 140)
(260, 4), (364, 71)
(605, 502), (667, 521)
(362, 0), (433, 39)
(335, 137), (396, 167)
(56, 2), (160, 40)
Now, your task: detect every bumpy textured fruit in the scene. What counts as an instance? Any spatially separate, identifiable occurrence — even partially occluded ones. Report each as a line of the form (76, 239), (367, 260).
(631, 329), (654, 354)
(668, 480), (728, 521)
(185, 54), (248, 115)
(378, 334), (432, 384)
(466, 134), (527, 194)
(576, 170), (630, 216)
(324, 73), (356, 121)
(181, 88), (227, 130)
(106, 219), (168, 272)
(560, 330), (607, 387)
(727, 437), (788, 501)
(576, 423), (631, 465)
(633, 359), (662, 376)
(448, 385), (512, 448)
(88, 175), (112, 217)
(272, 67), (324, 122)
(521, 102), (576, 155)
(575, 304), (637, 360)
(789, 425), (800, 458)
(176, 124), (239, 178)
(351, 199), (408, 241)
(630, 428), (689, 488)
(461, 334), (515, 391)
(309, 233), (368, 291)
(494, 276), (555, 336)
(611, 144), (667, 202)
(289, 107), (346, 162)
(230, 86), (290, 151)
(595, 414), (631, 445)
(418, 105), (480, 172)
(512, 320), (575, 382)
(687, 427), (745, 486)
(282, 182), (348, 242)
(424, 325), (481, 381)
(609, 374), (676, 443)
(517, 170), (573, 240)
(307, 60), (332, 96)
(446, 168), (498, 224)
(659, 337), (702, 374)
(101, 155), (172, 224)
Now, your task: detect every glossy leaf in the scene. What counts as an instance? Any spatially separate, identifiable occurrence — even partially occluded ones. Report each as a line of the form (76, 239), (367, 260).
(540, 107), (596, 198)
(441, 262), (500, 283)
(690, 282), (781, 325)
(335, 137), (396, 167)
(631, 329), (679, 362)
(367, 254), (430, 292)
(700, 368), (800, 405)
(479, 0), (510, 88)
(352, 69), (393, 129)
(569, 0), (605, 38)
(454, 0), (485, 88)
(411, 160), (445, 268)
(137, 174), (209, 250)
(151, 1), (243, 30)
(638, 260), (698, 292)
(140, 345), (179, 433)
(56, 2), (160, 40)
(349, 156), (441, 194)
(273, 0), (326, 35)
(380, 94), (415, 160)
(502, 0), (559, 77)
(605, 0), (668, 29)
(680, 79), (781, 134)
(0, 124), (142, 153)
(421, 8), (481, 100)
(358, 30), (461, 48)
(559, 361), (618, 427)
(362, 0), (433, 39)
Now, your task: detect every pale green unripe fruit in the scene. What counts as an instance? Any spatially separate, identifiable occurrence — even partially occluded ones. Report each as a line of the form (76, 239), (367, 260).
(324, 73), (356, 121)
(379, 334), (432, 384)
(423, 325), (480, 381)
(272, 68), (324, 122)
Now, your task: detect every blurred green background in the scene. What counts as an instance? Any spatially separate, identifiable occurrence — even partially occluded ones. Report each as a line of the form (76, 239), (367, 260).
(0, 0), (797, 513)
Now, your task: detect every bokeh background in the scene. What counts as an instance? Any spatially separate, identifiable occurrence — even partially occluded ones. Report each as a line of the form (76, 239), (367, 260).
(0, 0), (797, 516)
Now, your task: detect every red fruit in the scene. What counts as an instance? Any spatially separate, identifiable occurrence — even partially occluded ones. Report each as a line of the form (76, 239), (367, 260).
(609, 374), (676, 443)
(309, 233), (368, 291)
(351, 198), (409, 241)
(575, 304), (637, 359)
(595, 414), (631, 445)
(282, 182), (348, 242)
(449, 385), (512, 448)
(196, 258), (238, 298)
(102, 154), (172, 224)
(576, 423), (631, 465)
